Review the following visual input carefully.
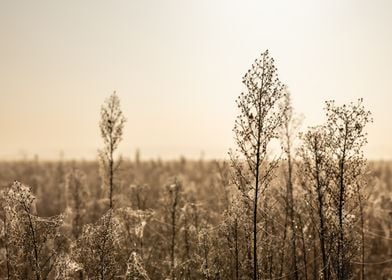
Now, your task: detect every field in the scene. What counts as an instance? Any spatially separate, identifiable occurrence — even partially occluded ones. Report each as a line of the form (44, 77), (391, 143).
(2, 1), (392, 278)
(1, 52), (391, 280)
(0, 158), (391, 279)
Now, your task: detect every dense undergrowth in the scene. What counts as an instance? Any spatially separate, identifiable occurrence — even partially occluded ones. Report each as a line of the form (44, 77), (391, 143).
(0, 159), (390, 279)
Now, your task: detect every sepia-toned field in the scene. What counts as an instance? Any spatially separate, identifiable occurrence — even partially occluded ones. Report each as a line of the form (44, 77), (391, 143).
(1, 6), (391, 276)
(0, 158), (391, 279)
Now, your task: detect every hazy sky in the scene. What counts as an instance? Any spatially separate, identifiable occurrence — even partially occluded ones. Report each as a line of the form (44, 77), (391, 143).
(0, 0), (391, 160)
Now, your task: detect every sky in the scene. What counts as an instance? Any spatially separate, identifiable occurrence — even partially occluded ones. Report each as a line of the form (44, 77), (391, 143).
(0, 0), (391, 160)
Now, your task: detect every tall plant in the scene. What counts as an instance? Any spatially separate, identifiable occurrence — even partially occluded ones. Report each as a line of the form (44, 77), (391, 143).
(230, 50), (287, 280)
(99, 91), (126, 209)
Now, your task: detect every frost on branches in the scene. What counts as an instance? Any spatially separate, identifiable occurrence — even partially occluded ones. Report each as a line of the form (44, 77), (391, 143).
(2, 181), (64, 280)
(125, 251), (150, 280)
(74, 209), (123, 279)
